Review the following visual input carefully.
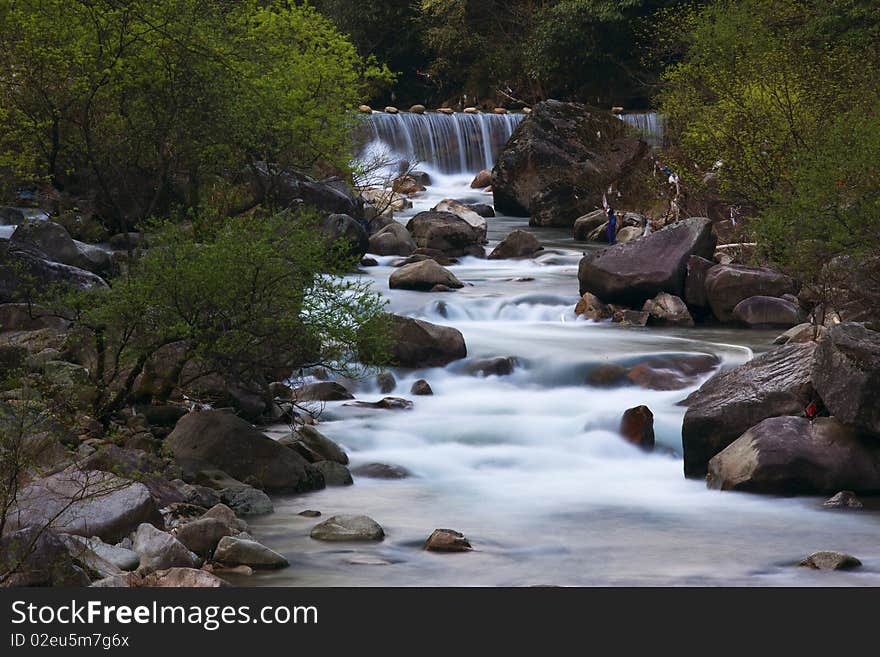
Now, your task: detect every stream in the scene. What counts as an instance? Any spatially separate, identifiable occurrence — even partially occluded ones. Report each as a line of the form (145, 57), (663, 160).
(234, 169), (880, 587)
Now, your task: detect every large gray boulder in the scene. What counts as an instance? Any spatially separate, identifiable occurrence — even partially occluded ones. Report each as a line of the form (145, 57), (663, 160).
(432, 199), (487, 243)
(813, 323), (880, 435)
(732, 295), (803, 328)
(572, 210), (609, 241)
(368, 222), (416, 256)
(406, 211), (483, 257)
(290, 425), (349, 465)
(707, 416), (880, 494)
(578, 217), (716, 306)
(681, 343), (816, 478)
(0, 241), (108, 304)
(7, 470), (162, 542)
(382, 314), (467, 368)
(132, 524), (201, 574)
(389, 259), (463, 291)
(704, 264), (799, 322)
(174, 517), (233, 556)
(488, 230), (542, 260)
(492, 100), (651, 226)
(165, 411), (324, 493)
(214, 536), (288, 568)
(0, 526), (91, 587)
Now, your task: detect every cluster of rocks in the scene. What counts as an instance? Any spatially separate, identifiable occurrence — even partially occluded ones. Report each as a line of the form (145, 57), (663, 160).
(574, 216), (813, 330)
(681, 322), (880, 496)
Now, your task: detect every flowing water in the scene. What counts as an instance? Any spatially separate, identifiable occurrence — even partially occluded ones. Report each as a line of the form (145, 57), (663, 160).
(235, 120), (880, 587)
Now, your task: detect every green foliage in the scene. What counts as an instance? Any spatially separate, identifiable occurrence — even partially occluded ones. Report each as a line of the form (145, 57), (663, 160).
(0, 0), (391, 230)
(59, 212), (387, 419)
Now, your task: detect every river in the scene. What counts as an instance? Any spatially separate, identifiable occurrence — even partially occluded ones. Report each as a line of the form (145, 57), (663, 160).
(228, 164), (880, 587)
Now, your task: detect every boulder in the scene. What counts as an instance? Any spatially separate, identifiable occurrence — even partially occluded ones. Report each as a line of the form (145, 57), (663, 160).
(0, 241), (108, 304)
(214, 536), (288, 568)
(471, 170), (493, 189)
(823, 491), (863, 509)
(345, 397), (413, 411)
(0, 302), (70, 333)
(350, 463), (411, 479)
(492, 100), (651, 226)
(61, 535), (140, 572)
(424, 529), (472, 552)
(369, 222), (417, 256)
(392, 175), (426, 195)
(310, 515), (385, 541)
(381, 314), (467, 368)
(319, 213), (369, 262)
(410, 379), (434, 395)
(812, 323), (880, 435)
(706, 416), (880, 494)
(464, 356), (517, 377)
(406, 211), (484, 257)
(626, 353), (720, 391)
(572, 210), (609, 241)
(377, 371), (396, 393)
(774, 323), (827, 346)
(431, 200), (487, 243)
(798, 551), (861, 571)
(642, 292), (694, 327)
(142, 567), (229, 587)
(291, 381), (353, 402)
(578, 217), (716, 306)
(8, 470), (161, 543)
(488, 230), (542, 260)
(682, 343), (816, 478)
(574, 292), (611, 321)
(0, 526), (90, 587)
(684, 255), (714, 310)
(732, 296), (803, 328)
(465, 203), (495, 218)
(262, 170), (359, 217)
(389, 259), (464, 291)
(174, 517), (233, 556)
(219, 486), (274, 517)
(704, 264), (799, 322)
(10, 220), (95, 272)
(289, 425), (349, 465)
(616, 226), (643, 244)
(165, 411), (324, 493)
(202, 503), (249, 533)
(620, 406), (655, 451)
(133, 523), (200, 574)
(312, 461), (353, 486)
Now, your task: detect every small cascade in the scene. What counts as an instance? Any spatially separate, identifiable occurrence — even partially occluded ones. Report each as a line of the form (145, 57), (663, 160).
(618, 112), (665, 148)
(358, 111), (525, 175)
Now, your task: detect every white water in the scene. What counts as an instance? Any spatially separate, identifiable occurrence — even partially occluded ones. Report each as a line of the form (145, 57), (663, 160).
(233, 166), (880, 587)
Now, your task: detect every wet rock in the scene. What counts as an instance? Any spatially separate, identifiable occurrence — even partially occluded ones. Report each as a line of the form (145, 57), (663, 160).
(142, 567), (230, 587)
(310, 515), (385, 542)
(214, 536), (288, 569)
(219, 487), (273, 517)
(389, 259), (464, 291)
(684, 255), (714, 310)
(704, 264), (799, 322)
(291, 381), (353, 402)
(812, 323), (880, 435)
(620, 406), (655, 451)
(202, 503), (249, 533)
(732, 296), (803, 328)
(465, 203), (495, 218)
(471, 169), (492, 189)
(424, 529), (472, 552)
(133, 523), (201, 574)
(824, 491), (863, 509)
(578, 217), (716, 306)
(432, 200), (488, 243)
(798, 551), (862, 571)
(312, 461), (353, 486)
(8, 469), (162, 543)
(706, 416), (880, 494)
(345, 397), (414, 410)
(361, 257), (379, 267)
(585, 363), (629, 387)
(299, 510), (321, 518)
(410, 379), (434, 395)
(573, 210), (610, 241)
(465, 356), (517, 377)
(351, 463), (411, 479)
(611, 308), (649, 327)
(392, 175), (426, 195)
(642, 292), (694, 327)
(625, 354), (719, 391)
(289, 425), (349, 465)
(380, 314), (467, 368)
(174, 517), (233, 556)
(0, 527), (91, 587)
(682, 343), (816, 478)
(406, 211), (484, 257)
(574, 293), (611, 321)
(369, 222), (417, 256)
(488, 230), (542, 260)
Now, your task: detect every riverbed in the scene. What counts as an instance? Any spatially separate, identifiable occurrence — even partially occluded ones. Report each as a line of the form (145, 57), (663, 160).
(230, 171), (880, 587)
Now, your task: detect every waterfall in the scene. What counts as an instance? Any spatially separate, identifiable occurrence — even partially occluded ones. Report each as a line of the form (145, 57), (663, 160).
(618, 112), (665, 148)
(357, 112), (525, 175)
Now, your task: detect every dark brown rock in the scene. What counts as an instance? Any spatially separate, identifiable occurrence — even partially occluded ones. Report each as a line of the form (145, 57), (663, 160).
(620, 406), (655, 451)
